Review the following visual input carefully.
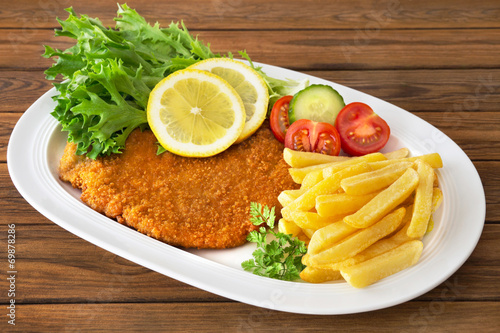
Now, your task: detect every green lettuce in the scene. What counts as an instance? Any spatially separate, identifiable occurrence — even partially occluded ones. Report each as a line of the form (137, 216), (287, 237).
(44, 4), (306, 158)
(44, 4), (219, 158)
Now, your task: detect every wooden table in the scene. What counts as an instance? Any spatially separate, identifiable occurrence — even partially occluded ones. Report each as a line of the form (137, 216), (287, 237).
(1, 0), (499, 331)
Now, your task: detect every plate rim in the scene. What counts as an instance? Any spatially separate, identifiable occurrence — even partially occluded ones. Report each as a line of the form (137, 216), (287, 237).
(7, 62), (486, 315)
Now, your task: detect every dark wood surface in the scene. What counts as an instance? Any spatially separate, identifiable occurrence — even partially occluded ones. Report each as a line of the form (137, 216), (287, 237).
(1, 0), (499, 331)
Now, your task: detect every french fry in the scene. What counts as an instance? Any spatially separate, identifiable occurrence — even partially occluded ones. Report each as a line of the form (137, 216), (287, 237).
(309, 207), (406, 265)
(283, 162), (372, 213)
(340, 240), (423, 288)
(322, 215), (419, 270)
(300, 266), (342, 283)
(340, 161), (414, 195)
(289, 211), (338, 230)
(433, 170), (439, 187)
(278, 189), (305, 207)
(383, 147), (409, 160)
(369, 153), (443, 170)
(288, 162), (342, 184)
(288, 152), (385, 184)
(343, 168), (419, 228)
(301, 169), (324, 189)
(278, 218), (301, 237)
(315, 192), (379, 217)
(301, 228), (315, 239)
(284, 147), (409, 168)
(386, 204), (413, 238)
(426, 216), (435, 234)
(307, 221), (358, 255)
(407, 160), (435, 238)
(279, 146), (443, 287)
(432, 187), (443, 213)
(283, 148), (350, 168)
(321, 152), (386, 178)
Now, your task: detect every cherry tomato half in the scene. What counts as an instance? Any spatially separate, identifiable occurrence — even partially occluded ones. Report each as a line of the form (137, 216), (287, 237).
(270, 95), (293, 143)
(284, 119), (341, 156)
(334, 102), (390, 156)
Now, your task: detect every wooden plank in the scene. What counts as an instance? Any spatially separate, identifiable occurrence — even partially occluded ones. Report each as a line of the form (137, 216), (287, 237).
(1, 0), (500, 30)
(2, 29), (500, 71)
(10, 302), (500, 332)
(0, 224), (497, 304)
(2, 69), (500, 113)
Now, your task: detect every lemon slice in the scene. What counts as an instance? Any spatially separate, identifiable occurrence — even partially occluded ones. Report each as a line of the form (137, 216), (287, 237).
(189, 58), (269, 143)
(147, 69), (246, 157)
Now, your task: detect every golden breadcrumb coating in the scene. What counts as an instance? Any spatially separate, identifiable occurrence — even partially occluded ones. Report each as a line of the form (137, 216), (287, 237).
(59, 123), (298, 249)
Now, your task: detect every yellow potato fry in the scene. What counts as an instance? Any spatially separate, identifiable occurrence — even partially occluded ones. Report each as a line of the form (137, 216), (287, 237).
(289, 211), (338, 230)
(369, 153), (443, 170)
(432, 187), (443, 213)
(426, 216), (435, 234)
(284, 162), (372, 213)
(300, 266), (342, 283)
(407, 160), (434, 238)
(302, 228), (315, 239)
(309, 207), (406, 265)
(386, 204), (413, 238)
(383, 148), (409, 160)
(344, 168), (419, 228)
(308, 221), (358, 255)
(315, 192), (379, 217)
(301, 169), (324, 189)
(302, 253), (312, 266)
(289, 152), (384, 184)
(278, 218), (301, 237)
(297, 231), (311, 245)
(283, 148), (350, 168)
(322, 152), (386, 178)
(283, 147), (408, 168)
(288, 162), (341, 184)
(316, 215), (417, 270)
(280, 207), (294, 221)
(340, 240), (423, 288)
(433, 170), (439, 187)
(340, 161), (414, 195)
(278, 189), (305, 207)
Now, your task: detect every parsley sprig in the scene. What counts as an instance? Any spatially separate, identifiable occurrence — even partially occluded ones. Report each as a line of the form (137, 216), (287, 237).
(242, 203), (307, 281)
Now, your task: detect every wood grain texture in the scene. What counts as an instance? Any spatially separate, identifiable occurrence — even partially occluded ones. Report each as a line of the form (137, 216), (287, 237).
(0, 224), (497, 304)
(2, 29), (500, 71)
(12, 302), (500, 332)
(1, 0), (500, 30)
(2, 69), (500, 113)
(1, 0), (499, 331)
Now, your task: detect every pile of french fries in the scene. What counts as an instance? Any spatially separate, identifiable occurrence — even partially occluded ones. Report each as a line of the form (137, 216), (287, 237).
(278, 148), (443, 288)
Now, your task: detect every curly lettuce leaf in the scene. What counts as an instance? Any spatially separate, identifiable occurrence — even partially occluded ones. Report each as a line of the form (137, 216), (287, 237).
(44, 4), (218, 158)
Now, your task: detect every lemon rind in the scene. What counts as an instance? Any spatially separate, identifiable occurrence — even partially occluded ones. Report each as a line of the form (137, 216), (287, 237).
(188, 58), (269, 143)
(147, 69), (246, 157)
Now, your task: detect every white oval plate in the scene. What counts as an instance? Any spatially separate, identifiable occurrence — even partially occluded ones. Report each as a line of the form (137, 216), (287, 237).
(8, 63), (485, 315)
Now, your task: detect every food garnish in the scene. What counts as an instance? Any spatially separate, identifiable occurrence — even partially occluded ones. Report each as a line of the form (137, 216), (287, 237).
(284, 119), (342, 156)
(44, 5), (222, 158)
(269, 95), (293, 143)
(44, 5), (305, 159)
(147, 69), (246, 157)
(335, 102), (391, 156)
(288, 84), (345, 126)
(241, 202), (307, 281)
(188, 58), (269, 143)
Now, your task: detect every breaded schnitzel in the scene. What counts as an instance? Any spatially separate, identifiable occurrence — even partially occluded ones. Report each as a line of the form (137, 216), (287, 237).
(59, 123), (298, 249)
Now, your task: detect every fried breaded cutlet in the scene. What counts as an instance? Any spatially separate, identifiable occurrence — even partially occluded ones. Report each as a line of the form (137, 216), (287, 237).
(59, 123), (298, 249)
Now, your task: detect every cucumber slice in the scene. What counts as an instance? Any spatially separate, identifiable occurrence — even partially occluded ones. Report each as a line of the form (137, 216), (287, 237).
(289, 84), (345, 125)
